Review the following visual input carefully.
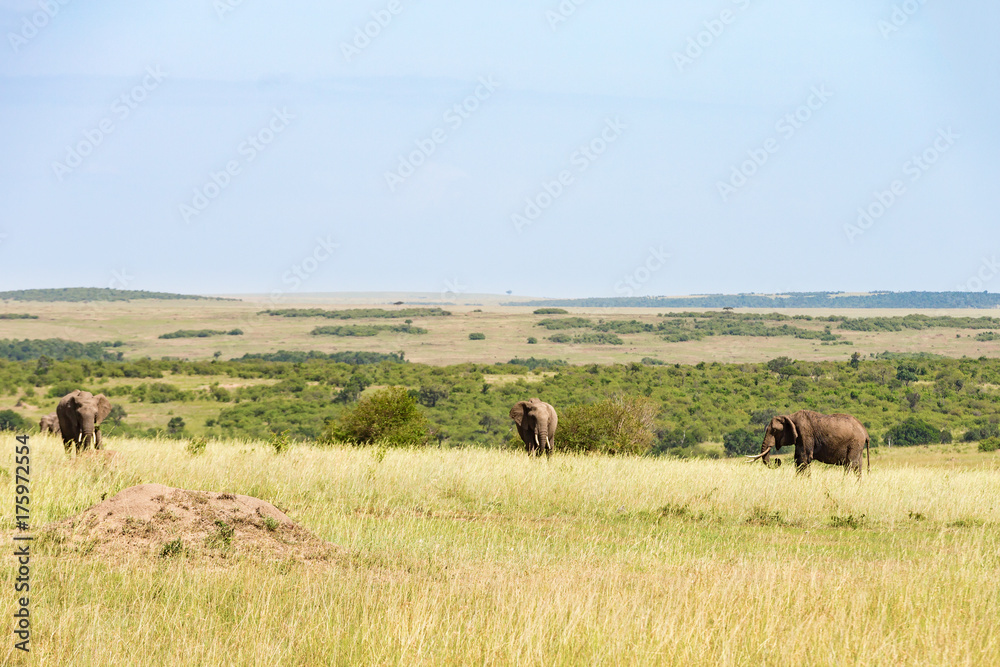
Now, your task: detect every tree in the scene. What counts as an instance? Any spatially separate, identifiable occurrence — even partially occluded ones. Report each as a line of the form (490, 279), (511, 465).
(336, 386), (429, 446)
(884, 417), (938, 446)
(905, 392), (920, 411)
(107, 405), (127, 426)
(558, 394), (658, 455)
(0, 410), (27, 432)
(417, 384), (449, 408)
(334, 373), (370, 403)
(166, 416), (186, 437)
(723, 428), (760, 457)
(790, 378), (810, 396)
(896, 362), (919, 386)
(849, 352), (861, 369)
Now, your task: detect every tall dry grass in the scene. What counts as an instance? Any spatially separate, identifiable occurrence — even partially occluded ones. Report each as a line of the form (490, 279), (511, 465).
(2, 433), (999, 665)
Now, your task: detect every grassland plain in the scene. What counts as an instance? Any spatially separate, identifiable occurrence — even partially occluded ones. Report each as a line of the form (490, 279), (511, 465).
(3, 434), (1000, 665)
(1, 298), (998, 365)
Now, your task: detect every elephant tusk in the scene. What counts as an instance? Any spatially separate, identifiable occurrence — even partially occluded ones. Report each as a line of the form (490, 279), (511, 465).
(746, 447), (771, 460)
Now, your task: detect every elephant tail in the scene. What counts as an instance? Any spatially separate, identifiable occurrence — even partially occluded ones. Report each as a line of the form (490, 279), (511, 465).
(865, 436), (870, 475)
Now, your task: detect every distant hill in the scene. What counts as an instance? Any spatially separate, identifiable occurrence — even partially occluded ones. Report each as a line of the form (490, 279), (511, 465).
(506, 292), (1000, 309)
(0, 288), (232, 302)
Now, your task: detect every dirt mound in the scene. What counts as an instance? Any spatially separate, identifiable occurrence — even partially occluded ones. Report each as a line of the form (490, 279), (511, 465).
(45, 484), (336, 562)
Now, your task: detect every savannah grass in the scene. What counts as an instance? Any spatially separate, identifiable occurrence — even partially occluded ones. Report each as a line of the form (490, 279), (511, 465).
(2, 433), (999, 665)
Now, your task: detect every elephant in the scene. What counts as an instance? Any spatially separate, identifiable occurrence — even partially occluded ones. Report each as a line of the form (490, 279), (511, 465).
(56, 390), (112, 454)
(747, 410), (870, 477)
(510, 398), (557, 457)
(39, 412), (60, 436)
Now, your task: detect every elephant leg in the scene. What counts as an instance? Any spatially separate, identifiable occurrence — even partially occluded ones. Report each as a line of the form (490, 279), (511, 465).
(95, 429), (103, 451)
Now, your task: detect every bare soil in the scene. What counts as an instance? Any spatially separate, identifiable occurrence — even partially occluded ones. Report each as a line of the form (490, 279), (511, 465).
(43, 483), (337, 562)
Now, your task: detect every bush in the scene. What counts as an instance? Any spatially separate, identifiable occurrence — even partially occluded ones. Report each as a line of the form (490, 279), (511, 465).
(962, 422), (1000, 442)
(978, 437), (1000, 452)
(336, 386), (429, 446)
(558, 395), (658, 455)
(166, 416), (186, 438)
(939, 429), (953, 444)
(527, 337), (537, 344)
(884, 417), (939, 446)
(269, 430), (292, 454)
(0, 409), (28, 432)
(469, 333), (486, 340)
(723, 428), (760, 457)
(186, 437), (207, 456)
(533, 308), (568, 314)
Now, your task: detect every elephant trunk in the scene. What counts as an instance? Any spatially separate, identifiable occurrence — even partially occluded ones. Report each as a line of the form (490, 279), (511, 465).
(533, 417), (550, 453)
(80, 415), (97, 451)
(746, 430), (777, 466)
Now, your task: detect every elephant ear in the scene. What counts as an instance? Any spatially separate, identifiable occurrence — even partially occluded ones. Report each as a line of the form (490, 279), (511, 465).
(781, 415), (800, 446)
(62, 389), (83, 410)
(95, 395), (112, 424)
(509, 401), (527, 426)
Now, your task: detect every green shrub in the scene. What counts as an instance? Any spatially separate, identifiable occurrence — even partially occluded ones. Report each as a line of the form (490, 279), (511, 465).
(469, 333), (486, 340)
(186, 437), (207, 456)
(723, 428), (760, 457)
(0, 409), (28, 432)
(558, 394), (658, 455)
(159, 538), (184, 558)
(978, 437), (1000, 453)
(336, 386), (429, 446)
(527, 337), (537, 344)
(269, 430), (292, 454)
(533, 308), (568, 314)
(884, 417), (939, 446)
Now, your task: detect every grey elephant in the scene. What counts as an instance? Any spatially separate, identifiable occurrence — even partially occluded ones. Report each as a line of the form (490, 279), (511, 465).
(748, 409), (870, 477)
(39, 412), (61, 436)
(510, 398), (557, 457)
(57, 390), (112, 454)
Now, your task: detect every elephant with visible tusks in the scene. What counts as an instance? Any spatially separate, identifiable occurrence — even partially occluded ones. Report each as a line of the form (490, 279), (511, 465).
(748, 410), (870, 477)
(39, 412), (61, 436)
(57, 390), (112, 454)
(510, 398), (557, 457)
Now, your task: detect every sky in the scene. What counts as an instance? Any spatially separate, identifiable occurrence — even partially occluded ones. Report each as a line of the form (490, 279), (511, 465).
(0, 1), (997, 300)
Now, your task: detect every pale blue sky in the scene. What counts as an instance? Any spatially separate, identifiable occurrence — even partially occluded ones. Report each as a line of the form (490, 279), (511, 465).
(1, 1), (997, 298)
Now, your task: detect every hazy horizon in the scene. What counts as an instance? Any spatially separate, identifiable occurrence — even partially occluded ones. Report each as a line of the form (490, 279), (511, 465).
(2, 2), (997, 298)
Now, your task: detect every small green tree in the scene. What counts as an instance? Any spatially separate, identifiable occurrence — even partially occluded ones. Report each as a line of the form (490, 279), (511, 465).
(0, 410), (27, 432)
(166, 416), (186, 437)
(469, 332), (486, 340)
(885, 417), (938, 446)
(417, 384), (450, 407)
(558, 394), (658, 455)
(337, 386), (429, 446)
(723, 428), (760, 457)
